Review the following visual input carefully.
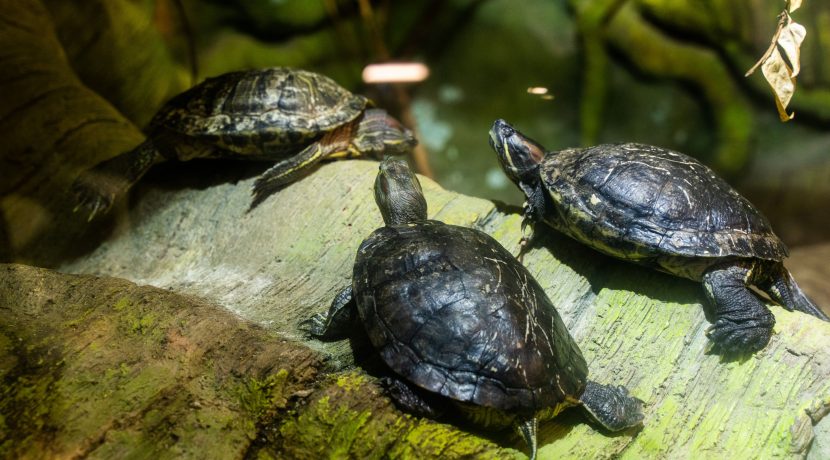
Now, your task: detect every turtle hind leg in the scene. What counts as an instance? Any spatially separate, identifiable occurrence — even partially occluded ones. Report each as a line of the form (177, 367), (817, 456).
(702, 263), (776, 355)
(298, 286), (356, 340)
(579, 380), (644, 432)
(249, 142), (326, 210)
(758, 262), (829, 321)
(379, 376), (444, 419)
(71, 139), (162, 220)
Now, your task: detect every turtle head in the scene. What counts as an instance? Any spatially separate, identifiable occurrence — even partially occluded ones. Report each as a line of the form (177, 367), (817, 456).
(355, 109), (418, 159)
(489, 119), (545, 185)
(374, 158), (427, 226)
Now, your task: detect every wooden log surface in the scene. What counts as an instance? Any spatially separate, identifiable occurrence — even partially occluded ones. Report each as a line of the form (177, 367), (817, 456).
(0, 0), (828, 457)
(0, 263), (517, 459)
(58, 159), (830, 459)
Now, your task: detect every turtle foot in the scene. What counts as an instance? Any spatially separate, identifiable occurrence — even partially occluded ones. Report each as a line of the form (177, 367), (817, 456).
(580, 381), (644, 432)
(71, 171), (122, 221)
(705, 314), (774, 356)
(297, 313), (328, 338)
(380, 377), (443, 419)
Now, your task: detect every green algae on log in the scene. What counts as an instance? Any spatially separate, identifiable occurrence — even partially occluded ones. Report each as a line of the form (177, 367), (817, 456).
(0, 264), (320, 458)
(0, 264), (516, 459)
(60, 159), (830, 458)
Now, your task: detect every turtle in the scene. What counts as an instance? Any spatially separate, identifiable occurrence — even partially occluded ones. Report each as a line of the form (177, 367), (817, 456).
(488, 119), (829, 356)
(71, 67), (417, 219)
(301, 158), (644, 459)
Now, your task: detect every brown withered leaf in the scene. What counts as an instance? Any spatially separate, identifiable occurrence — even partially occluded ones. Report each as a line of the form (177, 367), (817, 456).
(789, 0), (802, 13)
(746, 11), (806, 122)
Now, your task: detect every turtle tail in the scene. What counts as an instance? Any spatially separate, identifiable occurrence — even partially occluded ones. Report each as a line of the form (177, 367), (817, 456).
(760, 264), (829, 321)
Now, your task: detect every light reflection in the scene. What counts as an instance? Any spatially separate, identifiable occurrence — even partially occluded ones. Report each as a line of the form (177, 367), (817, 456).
(527, 87), (554, 100)
(362, 63), (430, 83)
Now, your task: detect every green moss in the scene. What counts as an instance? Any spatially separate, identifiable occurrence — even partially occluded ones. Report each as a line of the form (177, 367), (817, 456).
(392, 422), (522, 460)
(60, 304), (97, 328)
(113, 297), (131, 311)
(280, 389), (388, 459)
(129, 312), (157, 335)
(0, 367), (60, 457)
(236, 369), (290, 419)
(278, 373), (516, 459)
(103, 362), (131, 381)
(336, 372), (369, 391)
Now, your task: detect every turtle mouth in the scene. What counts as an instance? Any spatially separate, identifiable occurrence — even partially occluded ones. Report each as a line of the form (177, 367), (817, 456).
(488, 119), (515, 154)
(488, 129), (500, 151)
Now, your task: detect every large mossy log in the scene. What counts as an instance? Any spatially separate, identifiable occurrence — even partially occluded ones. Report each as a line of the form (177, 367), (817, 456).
(1, 0), (829, 457)
(56, 159), (830, 459)
(0, 263), (517, 459)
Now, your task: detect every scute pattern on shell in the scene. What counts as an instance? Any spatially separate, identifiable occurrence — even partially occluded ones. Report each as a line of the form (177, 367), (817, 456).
(353, 221), (587, 413)
(149, 67), (369, 142)
(541, 143), (788, 261)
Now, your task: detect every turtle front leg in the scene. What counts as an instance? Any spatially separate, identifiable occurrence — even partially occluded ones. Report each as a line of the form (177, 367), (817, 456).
(71, 139), (162, 220)
(758, 262), (829, 321)
(250, 142), (327, 209)
(516, 183), (547, 262)
(299, 286), (356, 340)
(579, 380), (644, 432)
(379, 376), (444, 419)
(702, 262), (776, 355)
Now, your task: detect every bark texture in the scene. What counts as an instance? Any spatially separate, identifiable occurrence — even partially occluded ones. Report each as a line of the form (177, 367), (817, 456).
(59, 159), (830, 459)
(0, 264), (517, 459)
(1, 0), (829, 458)
(0, 0), (145, 263)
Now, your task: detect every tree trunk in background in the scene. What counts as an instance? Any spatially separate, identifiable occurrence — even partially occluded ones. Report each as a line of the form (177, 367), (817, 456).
(0, 0), (146, 263)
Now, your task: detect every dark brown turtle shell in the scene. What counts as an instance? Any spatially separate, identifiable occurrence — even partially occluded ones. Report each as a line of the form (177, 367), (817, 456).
(148, 67), (369, 156)
(540, 143), (788, 266)
(352, 220), (588, 414)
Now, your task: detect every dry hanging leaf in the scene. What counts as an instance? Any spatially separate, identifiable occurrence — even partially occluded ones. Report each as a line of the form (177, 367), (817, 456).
(761, 45), (796, 121)
(779, 20), (806, 77)
(789, 0), (802, 13)
(746, 10), (806, 122)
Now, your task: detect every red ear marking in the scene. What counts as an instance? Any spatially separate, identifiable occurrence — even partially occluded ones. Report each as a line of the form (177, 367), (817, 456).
(527, 140), (545, 164)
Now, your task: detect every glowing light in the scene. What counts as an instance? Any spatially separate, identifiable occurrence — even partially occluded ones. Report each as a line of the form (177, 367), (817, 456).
(527, 87), (554, 100)
(362, 63), (430, 83)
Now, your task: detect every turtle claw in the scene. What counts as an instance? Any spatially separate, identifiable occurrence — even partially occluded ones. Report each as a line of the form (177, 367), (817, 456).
(71, 176), (116, 221)
(515, 213), (534, 263)
(380, 377), (443, 418)
(580, 381), (644, 432)
(298, 313), (328, 338)
(704, 316), (774, 356)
